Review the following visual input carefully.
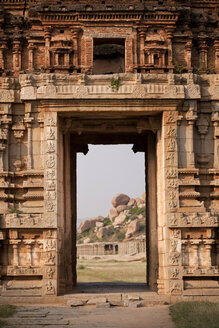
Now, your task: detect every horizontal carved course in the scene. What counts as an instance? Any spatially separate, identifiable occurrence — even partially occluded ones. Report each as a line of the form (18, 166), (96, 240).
(168, 213), (219, 227)
(0, 214), (56, 228)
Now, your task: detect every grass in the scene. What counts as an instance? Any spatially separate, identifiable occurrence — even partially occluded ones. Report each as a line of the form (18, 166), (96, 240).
(169, 302), (219, 328)
(0, 305), (16, 327)
(77, 258), (146, 283)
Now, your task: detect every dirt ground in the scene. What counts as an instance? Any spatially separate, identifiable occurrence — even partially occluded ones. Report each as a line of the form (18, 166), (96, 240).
(2, 305), (175, 328)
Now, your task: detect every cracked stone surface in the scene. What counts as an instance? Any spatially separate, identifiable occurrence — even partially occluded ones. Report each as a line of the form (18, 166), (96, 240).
(3, 305), (175, 328)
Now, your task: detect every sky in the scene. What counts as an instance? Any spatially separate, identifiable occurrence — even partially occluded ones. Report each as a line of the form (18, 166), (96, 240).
(77, 144), (145, 226)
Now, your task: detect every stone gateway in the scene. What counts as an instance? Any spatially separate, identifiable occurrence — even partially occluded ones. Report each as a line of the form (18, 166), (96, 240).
(0, 0), (219, 298)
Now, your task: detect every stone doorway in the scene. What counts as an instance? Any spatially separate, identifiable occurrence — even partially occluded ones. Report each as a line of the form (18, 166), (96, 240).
(58, 115), (159, 294)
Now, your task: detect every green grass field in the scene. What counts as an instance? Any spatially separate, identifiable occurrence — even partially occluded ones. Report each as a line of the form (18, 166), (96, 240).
(0, 305), (16, 328)
(77, 258), (146, 283)
(170, 302), (219, 328)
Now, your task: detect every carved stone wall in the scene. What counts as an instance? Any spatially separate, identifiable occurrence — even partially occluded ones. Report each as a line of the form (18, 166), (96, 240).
(0, 0), (219, 297)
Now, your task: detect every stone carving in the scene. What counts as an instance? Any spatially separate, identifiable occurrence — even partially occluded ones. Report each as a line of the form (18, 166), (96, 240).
(45, 201), (55, 212)
(167, 126), (177, 138)
(45, 191), (56, 200)
(46, 267), (55, 279)
(168, 200), (178, 211)
(46, 141), (55, 153)
(46, 128), (55, 140)
(46, 170), (56, 180)
(46, 181), (56, 191)
(44, 240), (56, 251)
(167, 139), (176, 152)
(168, 213), (219, 228)
(167, 180), (178, 189)
(45, 281), (55, 295)
(169, 252), (180, 265)
(169, 268), (180, 279)
(168, 191), (176, 200)
(166, 152), (175, 165)
(166, 168), (178, 179)
(46, 155), (55, 168)
(45, 252), (56, 265)
(164, 112), (178, 124)
(169, 281), (182, 295)
(185, 84), (201, 99)
(7, 267), (42, 276)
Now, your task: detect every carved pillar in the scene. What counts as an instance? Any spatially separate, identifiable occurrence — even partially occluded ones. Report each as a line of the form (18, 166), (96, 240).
(189, 243), (199, 268)
(166, 29), (174, 69)
(12, 242), (20, 266)
(204, 244), (212, 268)
(139, 29), (146, 66)
(24, 241), (33, 266)
(12, 40), (21, 72)
(24, 103), (34, 170)
(214, 40), (219, 74)
(54, 53), (59, 66)
(125, 37), (134, 73)
(185, 40), (193, 72)
(216, 243), (219, 267)
(64, 53), (69, 67)
(211, 103), (219, 169)
(38, 115), (44, 169)
(72, 29), (79, 67)
(44, 27), (52, 67)
(196, 114), (209, 167)
(0, 44), (6, 69)
(186, 101), (197, 168)
(198, 39), (208, 71)
(27, 42), (35, 70)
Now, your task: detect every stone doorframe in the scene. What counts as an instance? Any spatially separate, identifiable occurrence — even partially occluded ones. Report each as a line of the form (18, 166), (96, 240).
(42, 105), (178, 296)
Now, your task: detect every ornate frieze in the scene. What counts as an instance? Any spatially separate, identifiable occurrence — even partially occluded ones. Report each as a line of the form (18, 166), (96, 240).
(168, 213), (219, 228)
(0, 214), (56, 228)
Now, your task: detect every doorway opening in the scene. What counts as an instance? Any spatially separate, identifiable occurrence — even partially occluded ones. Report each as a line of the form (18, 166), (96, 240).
(61, 119), (158, 294)
(76, 144), (146, 287)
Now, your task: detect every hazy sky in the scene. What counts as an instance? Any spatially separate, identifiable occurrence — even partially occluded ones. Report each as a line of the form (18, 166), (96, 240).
(77, 145), (145, 224)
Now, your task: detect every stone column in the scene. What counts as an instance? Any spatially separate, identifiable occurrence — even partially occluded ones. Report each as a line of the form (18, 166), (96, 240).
(54, 53), (59, 66)
(198, 39), (208, 71)
(216, 243), (219, 267)
(0, 44), (6, 69)
(186, 102), (197, 168)
(214, 40), (219, 74)
(204, 244), (212, 268)
(166, 29), (173, 68)
(125, 37), (134, 73)
(139, 30), (146, 66)
(44, 27), (52, 67)
(24, 103), (34, 170)
(64, 53), (69, 67)
(43, 112), (58, 296)
(0, 145), (5, 172)
(12, 40), (21, 73)
(189, 243), (199, 268)
(24, 242), (33, 266)
(72, 29), (79, 68)
(27, 42), (35, 70)
(38, 116), (44, 169)
(12, 242), (20, 266)
(185, 40), (193, 72)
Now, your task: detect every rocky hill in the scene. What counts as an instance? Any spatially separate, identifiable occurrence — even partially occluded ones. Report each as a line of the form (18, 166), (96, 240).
(77, 193), (146, 244)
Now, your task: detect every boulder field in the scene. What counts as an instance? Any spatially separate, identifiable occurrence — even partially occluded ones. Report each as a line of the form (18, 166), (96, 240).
(77, 193), (146, 244)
